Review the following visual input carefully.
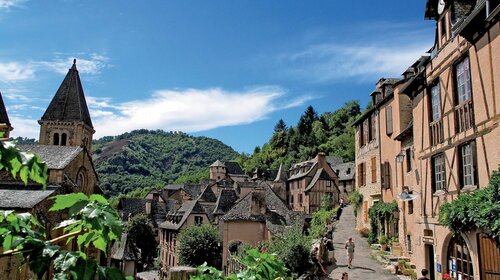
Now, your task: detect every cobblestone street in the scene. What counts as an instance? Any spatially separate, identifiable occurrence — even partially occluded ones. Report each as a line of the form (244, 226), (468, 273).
(324, 205), (400, 280)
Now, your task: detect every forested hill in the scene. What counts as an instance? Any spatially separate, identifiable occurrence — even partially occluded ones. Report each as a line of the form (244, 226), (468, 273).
(92, 129), (240, 197)
(236, 101), (362, 173)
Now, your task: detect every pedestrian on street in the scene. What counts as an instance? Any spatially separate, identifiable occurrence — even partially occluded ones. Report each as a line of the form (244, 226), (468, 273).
(345, 237), (355, 268)
(417, 268), (430, 280)
(311, 247), (327, 276)
(323, 235), (335, 264)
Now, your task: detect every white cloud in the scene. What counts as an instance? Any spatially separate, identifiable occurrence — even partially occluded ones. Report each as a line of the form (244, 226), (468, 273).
(0, 62), (34, 81)
(36, 53), (110, 75)
(0, 0), (26, 10)
(91, 87), (310, 138)
(279, 42), (430, 83)
(9, 116), (39, 139)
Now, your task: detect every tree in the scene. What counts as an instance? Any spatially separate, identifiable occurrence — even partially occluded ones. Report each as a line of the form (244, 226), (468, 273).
(178, 224), (222, 268)
(0, 139), (130, 280)
(267, 224), (312, 275)
(126, 214), (158, 268)
(273, 119), (287, 133)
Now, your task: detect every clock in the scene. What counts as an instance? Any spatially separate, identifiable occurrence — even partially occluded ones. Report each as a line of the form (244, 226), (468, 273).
(437, 0), (446, 15)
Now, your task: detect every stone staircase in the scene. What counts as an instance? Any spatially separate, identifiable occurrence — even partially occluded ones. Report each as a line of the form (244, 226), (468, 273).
(370, 244), (417, 279)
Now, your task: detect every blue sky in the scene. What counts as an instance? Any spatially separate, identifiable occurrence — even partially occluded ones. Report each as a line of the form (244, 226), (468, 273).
(0, 0), (435, 153)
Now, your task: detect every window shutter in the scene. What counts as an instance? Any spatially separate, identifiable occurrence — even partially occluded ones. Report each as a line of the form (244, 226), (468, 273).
(362, 163), (366, 186)
(471, 141), (478, 186)
(386, 106), (393, 135)
(371, 157), (377, 183)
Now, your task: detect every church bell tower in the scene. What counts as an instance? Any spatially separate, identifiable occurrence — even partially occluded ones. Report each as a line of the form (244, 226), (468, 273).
(38, 59), (94, 150)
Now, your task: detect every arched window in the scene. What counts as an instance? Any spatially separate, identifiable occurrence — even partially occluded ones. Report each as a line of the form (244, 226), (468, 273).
(53, 133), (60, 145)
(447, 235), (474, 279)
(61, 133), (67, 146)
(76, 171), (85, 190)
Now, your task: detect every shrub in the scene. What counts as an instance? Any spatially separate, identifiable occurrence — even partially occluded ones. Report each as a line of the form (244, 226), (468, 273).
(268, 224), (312, 276)
(358, 227), (370, 238)
(178, 224), (222, 267)
(349, 191), (363, 217)
(439, 168), (500, 244)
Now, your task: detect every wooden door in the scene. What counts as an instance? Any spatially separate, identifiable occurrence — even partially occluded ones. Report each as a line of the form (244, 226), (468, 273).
(479, 234), (500, 280)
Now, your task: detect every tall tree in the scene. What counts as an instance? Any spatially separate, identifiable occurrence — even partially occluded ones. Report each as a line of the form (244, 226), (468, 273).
(273, 119), (287, 133)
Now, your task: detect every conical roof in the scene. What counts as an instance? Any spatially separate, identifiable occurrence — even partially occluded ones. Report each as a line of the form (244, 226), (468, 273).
(210, 160), (226, 168)
(40, 60), (93, 128)
(0, 91), (11, 126)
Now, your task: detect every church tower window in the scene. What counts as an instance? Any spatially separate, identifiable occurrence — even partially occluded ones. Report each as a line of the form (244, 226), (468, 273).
(53, 133), (60, 145)
(61, 133), (67, 146)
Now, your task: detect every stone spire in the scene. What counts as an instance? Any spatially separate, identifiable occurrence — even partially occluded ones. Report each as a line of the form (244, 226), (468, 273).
(40, 59), (93, 128)
(38, 60), (95, 150)
(0, 91), (13, 140)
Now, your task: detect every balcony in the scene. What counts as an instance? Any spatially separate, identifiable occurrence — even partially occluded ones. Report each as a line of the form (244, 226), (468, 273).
(430, 119), (444, 146)
(455, 99), (474, 133)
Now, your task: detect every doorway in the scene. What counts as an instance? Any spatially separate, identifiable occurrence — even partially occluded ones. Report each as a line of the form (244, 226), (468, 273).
(426, 244), (436, 280)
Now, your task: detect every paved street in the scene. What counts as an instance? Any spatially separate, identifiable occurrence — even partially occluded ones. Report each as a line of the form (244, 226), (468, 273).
(324, 205), (400, 280)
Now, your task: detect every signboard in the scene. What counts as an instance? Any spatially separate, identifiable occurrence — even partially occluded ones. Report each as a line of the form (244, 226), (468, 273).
(437, 263), (442, 273)
(423, 237), (434, 244)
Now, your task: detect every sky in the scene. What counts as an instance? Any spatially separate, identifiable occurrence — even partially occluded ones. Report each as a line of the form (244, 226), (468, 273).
(0, 0), (435, 153)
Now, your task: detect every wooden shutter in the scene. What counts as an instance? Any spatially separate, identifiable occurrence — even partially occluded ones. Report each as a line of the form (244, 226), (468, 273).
(363, 119), (369, 145)
(371, 157), (377, 183)
(362, 163), (366, 186)
(386, 106), (393, 135)
(363, 201), (368, 223)
(358, 164), (362, 187)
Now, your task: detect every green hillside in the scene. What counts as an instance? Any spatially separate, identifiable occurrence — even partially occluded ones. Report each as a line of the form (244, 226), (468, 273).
(92, 129), (240, 197)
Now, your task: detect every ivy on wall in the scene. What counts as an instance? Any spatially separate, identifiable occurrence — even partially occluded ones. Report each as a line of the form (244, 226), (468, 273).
(439, 168), (500, 244)
(368, 201), (398, 244)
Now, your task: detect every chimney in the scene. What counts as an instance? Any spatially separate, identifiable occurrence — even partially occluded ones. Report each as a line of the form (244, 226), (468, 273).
(145, 200), (152, 215)
(316, 152), (326, 162)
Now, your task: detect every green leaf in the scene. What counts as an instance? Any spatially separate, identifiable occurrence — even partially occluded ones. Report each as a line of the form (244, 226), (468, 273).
(92, 236), (107, 253)
(90, 194), (109, 204)
(70, 257), (97, 280)
(19, 166), (30, 185)
(54, 219), (81, 230)
(50, 193), (89, 211)
(54, 251), (80, 272)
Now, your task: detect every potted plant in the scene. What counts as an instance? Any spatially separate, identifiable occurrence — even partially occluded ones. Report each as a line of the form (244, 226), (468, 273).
(379, 235), (389, 251)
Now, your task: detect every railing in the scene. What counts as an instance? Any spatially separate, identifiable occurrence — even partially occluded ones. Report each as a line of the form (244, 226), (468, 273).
(226, 256), (244, 275)
(430, 119), (444, 146)
(455, 99), (474, 133)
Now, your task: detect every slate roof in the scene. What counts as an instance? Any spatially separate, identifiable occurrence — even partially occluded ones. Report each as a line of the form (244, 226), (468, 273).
(222, 184), (292, 225)
(224, 161), (244, 175)
(274, 163), (288, 182)
(214, 189), (239, 215)
(0, 91), (11, 126)
(331, 162), (356, 181)
(111, 233), (141, 261)
(199, 185), (217, 203)
(395, 120), (413, 141)
(161, 184), (202, 199)
(326, 157), (343, 167)
(252, 168), (278, 181)
(117, 198), (167, 227)
(210, 160), (225, 167)
(0, 185), (59, 209)
(288, 161), (317, 181)
(41, 60), (93, 128)
(159, 200), (206, 230)
(17, 144), (82, 169)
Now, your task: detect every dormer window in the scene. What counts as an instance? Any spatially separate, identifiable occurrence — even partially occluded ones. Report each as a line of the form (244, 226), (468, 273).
(347, 168), (351, 175)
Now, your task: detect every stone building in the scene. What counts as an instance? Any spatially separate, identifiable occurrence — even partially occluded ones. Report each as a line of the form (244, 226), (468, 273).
(0, 61), (100, 279)
(330, 161), (356, 202)
(287, 152), (340, 213)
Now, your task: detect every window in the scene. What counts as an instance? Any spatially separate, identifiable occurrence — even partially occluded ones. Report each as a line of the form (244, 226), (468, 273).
(381, 162), (391, 189)
(408, 191), (414, 215)
(53, 133), (60, 145)
(432, 154), (446, 193)
(369, 115), (376, 141)
(359, 124), (365, 147)
(346, 168), (351, 175)
(386, 106), (393, 135)
(459, 141), (477, 188)
(447, 235), (474, 279)
(290, 195), (294, 205)
(371, 157), (377, 183)
(358, 162), (366, 187)
(194, 216), (203, 225)
(299, 194), (303, 204)
(431, 83), (442, 121)
(405, 148), (412, 172)
(61, 133), (67, 146)
(76, 172), (85, 190)
(363, 119), (369, 145)
(455, 57), (472, 104)
(406, 235), (412, 252)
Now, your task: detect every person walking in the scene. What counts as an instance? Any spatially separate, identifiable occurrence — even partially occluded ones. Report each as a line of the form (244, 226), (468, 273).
(323, 235), (335, 264)
(417, 268), (430, 280)
(344, 237), (355, 269)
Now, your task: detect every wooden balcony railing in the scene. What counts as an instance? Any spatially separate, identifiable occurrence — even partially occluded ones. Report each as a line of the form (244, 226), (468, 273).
(430, 119), (444, 146)
(455, 99), (474, 133)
